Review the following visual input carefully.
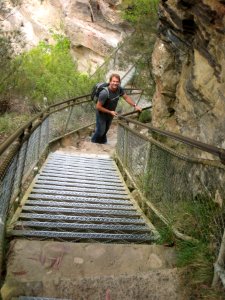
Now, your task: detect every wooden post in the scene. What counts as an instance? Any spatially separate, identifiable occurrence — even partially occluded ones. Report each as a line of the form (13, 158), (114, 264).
(212, 229), (225, 287)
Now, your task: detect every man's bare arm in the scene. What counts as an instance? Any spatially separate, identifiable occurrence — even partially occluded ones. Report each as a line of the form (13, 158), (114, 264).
(123, 94), (142, 111)
(96, 101), (118, 117)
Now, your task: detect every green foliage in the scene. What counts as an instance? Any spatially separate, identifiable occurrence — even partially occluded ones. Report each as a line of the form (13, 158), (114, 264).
(121, 0), (159, 24)
(0, 112), (30, 136)
(177, 240), (212, 271)
(119, 0), (159, 101)
(14, 34), (93, 108)
(158, 224), (175, 246)
(175, 239), (224, 299)
(0, 0), (23, 108)
(138, 109), (152, 123)
(153, 195), (225, 299)
(170, 195), (223, 244)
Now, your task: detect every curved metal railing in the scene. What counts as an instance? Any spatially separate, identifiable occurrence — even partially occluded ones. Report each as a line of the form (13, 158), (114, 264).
(116, 114), (225, 288)
(1, 91), (225, 287)
(0, 89), (144, 275)
(118, 116), (225, 164)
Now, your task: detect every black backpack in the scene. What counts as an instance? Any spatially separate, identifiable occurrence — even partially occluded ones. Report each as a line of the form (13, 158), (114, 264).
(91, 82), (109, 102)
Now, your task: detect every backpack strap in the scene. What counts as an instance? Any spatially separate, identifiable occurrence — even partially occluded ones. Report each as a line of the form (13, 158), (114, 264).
(102, 86), (109, 99)
(102, 86), (123, 101)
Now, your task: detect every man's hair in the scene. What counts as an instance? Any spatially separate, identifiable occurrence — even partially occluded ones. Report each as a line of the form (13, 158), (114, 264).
(109, 73), (121, 83)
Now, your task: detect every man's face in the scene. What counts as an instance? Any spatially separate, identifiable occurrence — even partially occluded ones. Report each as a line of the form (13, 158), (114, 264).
(109, 76), (120, 91)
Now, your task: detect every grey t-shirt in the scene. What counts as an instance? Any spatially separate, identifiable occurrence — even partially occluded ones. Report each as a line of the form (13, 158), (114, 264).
(98, 86), (125, 111)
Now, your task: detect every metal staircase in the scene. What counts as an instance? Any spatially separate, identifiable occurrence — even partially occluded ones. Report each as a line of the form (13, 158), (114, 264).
(8, 152), (155, 243)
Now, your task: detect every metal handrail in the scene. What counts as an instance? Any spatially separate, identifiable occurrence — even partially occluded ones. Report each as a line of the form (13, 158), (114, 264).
(0, 112), (45, 157)
(118, 115), (225, 164)
(47, 94), (91, 109)
(0, 89), (143, 157)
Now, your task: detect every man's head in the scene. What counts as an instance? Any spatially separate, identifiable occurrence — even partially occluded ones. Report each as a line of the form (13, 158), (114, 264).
(109, 73), (121, 83)
(109, 73), (121, 91)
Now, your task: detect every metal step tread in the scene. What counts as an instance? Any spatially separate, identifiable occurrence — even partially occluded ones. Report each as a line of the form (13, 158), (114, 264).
(38, 172), (121, 183)
(28, 194), (132, 205)
(42, 166), (117, 175)
(19, 297), (68, 300)
(33, 183), (127, 195)
(31, 188), (130, 200)
(15, 221), (150, 233)
(11, 229), (154, 242)
(25, 199), (135, 211)
(22, 205), (140, 217)
(49, 153), (114, 163)
(50, 152), (114, 160)
(45, 161), (117, 170)
(41, 170), (120, 180)
(36, 178), (124, 189)
(19, 213), (146, 224)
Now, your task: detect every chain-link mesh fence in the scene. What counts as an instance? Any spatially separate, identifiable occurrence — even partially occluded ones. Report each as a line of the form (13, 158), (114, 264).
(0, 91), (155, 276)
(0, 95), (96, 274)
(0, 154), (18, 271)
(116, 119), (225, 285)
(11, 141), (28, 201)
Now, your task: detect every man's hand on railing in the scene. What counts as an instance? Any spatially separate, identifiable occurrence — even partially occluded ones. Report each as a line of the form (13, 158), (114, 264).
(134, 105), (142, 112)
(110, 111), (118, 117)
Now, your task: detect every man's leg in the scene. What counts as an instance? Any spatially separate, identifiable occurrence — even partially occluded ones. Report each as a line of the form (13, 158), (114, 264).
(91, 113), (107, 144)
(101, 117), (113, 144)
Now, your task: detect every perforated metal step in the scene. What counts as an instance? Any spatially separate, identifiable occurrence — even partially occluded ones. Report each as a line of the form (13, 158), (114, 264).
(18, 297), (68, 300)
(9, 152), (155, 243)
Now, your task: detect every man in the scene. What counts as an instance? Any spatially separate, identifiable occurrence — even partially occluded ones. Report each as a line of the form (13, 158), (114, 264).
(91, 73), (142, 144)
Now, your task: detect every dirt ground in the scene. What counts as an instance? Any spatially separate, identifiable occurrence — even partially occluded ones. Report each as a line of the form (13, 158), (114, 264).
(57, 122), (118, 157)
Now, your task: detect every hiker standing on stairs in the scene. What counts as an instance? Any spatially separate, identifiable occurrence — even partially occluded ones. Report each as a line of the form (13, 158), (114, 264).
(91, 73), (142, 144)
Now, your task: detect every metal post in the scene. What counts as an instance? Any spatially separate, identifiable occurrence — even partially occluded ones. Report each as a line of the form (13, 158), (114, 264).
(123, 125), (128, 168)
(64, 105), (74, 133)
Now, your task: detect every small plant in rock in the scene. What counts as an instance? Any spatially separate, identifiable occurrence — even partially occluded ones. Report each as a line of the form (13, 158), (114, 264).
(138, 109), (152, 123)
(120, 0), (159, 25)
(157, 223), (175, 247)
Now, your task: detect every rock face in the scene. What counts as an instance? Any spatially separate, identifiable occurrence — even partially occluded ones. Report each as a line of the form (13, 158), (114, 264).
(152, 0), (225, 148)
(2, 0), (130, 73)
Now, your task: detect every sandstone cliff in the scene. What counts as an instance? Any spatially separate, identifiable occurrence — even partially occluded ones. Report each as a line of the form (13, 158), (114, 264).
(152, 0), (225, 149)
(2, 0), (130, 73)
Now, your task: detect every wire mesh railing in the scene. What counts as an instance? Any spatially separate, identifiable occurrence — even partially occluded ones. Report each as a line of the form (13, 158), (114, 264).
(116, 114), (225, 288)
(0, 94), (94, 273)
(2, 90), (224, 286)
(0, 89), (143, 275)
